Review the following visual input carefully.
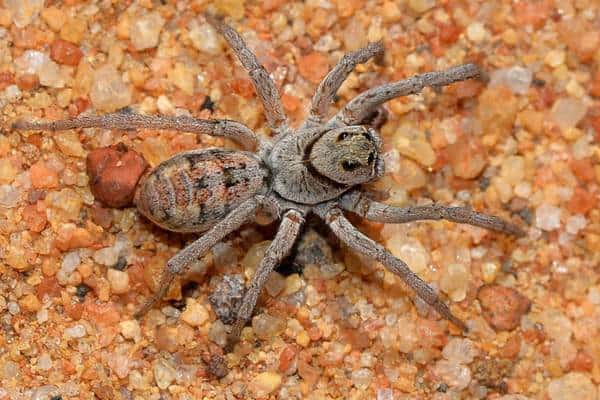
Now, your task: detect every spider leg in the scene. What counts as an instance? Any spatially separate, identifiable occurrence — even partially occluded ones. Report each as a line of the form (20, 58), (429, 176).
(11, 112), (261, 150)
(226, 209), (304, 351)
(340, 191), (525, 237)
(206, 14), (288, 136)
(303, 41), (384, 127)
(134, 197), (260, 318)
(315, 204), (467, 331)
(330, 63), (481, 127)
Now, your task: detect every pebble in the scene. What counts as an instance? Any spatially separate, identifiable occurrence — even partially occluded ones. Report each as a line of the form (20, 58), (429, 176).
(432, 360), (471, 390)
(30, 161), (59, 189)
(93, 234), (132, 267)
(440, 263), (470, 302)
(215, 0), (246, 19)
(442, 338), (478, 364)
(408, 0), (435, 13)
(14, 50), (66, 88)
(208, 320), (228, 347)
(477, 284), (531, 331)
(565, 214), (586, 235)
(351, 368), (373, 390)
(466, 22), (488, 43)
(0, 184), (21, 208)
(119, 320), (141, 342)
(55, 131), (86, 158)
(90, 65), (132, 112)
(188, 20), (221, 55)
(386, 236), (429, 276)
(448, 136), (487, 179)
(376, 388), (394, 400)
(19, 293), (41, 313)
(64, 324), (87, 338)
(180, 298), (210, 327)
(86, 144), (148, 208)
(250, 372), (282, 397)
(298, 52), (330, 84)
(50, 39), (83, 66)
(252, 313), (286, 340)
(107, 269), (129, 295)
(130, 12), (165, 51)
(36, 353), (53, 371)
(489, 66), (533, 94)
(535, 203), (562, 231)
(153, 359), (176, 390)
(209, 274), (245, 325)
(5, 0), (44, 28)
(547, 372), (597, 400)
(551, 98), (587, 131)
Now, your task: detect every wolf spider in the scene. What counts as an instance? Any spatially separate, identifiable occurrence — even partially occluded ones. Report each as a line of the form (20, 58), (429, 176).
(13, 15), (524, 350)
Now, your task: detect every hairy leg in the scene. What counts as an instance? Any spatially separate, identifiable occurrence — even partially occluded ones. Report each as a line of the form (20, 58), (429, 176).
(331, 63), (481, 127)
(340, 191), (525, 237)
(134, 197), (260, 318)
(226, 209), (304, 351)
(315, 204), (467, 331)
(304, 41), (384, 127)
(206, 14), (288, 136)
(12, 112), (261, 150)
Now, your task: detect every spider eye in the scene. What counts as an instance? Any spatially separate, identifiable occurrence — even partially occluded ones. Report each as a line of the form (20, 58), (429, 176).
(367, 152), (375, 164)
(337, 132), (350, 141)
(342, 160), (360, 171)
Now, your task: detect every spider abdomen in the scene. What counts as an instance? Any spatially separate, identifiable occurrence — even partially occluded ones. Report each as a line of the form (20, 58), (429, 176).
(134, 149), (269, 233)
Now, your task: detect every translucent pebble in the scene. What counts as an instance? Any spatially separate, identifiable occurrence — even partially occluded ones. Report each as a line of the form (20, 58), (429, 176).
(351, 368), (373, 390)
(376, 388), (394, 400)
(565, 214), (587, 235)
(0, 184), (21, 208)
(572, 135), (594, 160)
(119, 320), (141, 341)
(188, 20), (221, 55)
(30, 385), (60, 400)
(442, 338), (478, 364)
(250, 372), (282, 397)
(386, 236), (429, 276)
(408, 0), (435, 13)
(490, 66), (533, 94)
(180, 298), (209, 327)
(433, 360), (471, 390)
(15, 50), (46, 74)
(535, 203), (561, 231)
(64, 324), (87, 338)
(547, 372), (597, 400)
(107, 269), (129, 295)
(5, 0), (44, 28)
(440, 263), (470, 302)
(252, 313), (286, 340)
(37, 353), (53, 370)
(320, 263), (345, 279)
(4, 85), (22, 102)
(7, 302), (20, 315)
(208, 320), (228, 347)
(551, 98), (587, 131)
(539, 309), (573, 341)
(60, 251), (81, 277)
(466, 22), (487, 43)
(0, 361), (19, 380)
(130, 12), (165, 51)
(90, 64), (132, 112)
(153, 359), (176, 390)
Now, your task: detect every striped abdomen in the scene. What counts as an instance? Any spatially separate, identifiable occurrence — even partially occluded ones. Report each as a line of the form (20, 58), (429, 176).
(134, 149), (269, 233)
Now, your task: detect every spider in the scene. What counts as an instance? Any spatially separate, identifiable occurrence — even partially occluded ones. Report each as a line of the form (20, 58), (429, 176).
(13, 15), (524, 351)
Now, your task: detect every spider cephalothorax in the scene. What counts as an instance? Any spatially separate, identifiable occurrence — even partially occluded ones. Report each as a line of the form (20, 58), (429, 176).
(12, 14), (525, 351)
